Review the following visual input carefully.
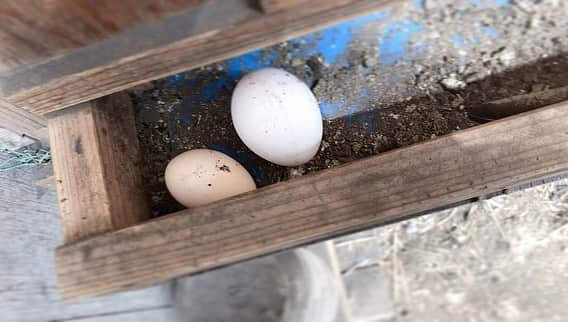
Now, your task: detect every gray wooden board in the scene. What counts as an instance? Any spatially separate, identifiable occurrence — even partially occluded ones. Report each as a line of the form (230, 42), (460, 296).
(0, 158), (172, 322)
(0, 99), (47, 143)
(0, 128), (35, 150)
(63, 307), (176, 322)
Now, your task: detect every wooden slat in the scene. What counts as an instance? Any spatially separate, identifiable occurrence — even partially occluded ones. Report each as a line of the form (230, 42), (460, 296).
(259, 0), (309, 13)
(0, 0), (205, 72)
(65, 308), (175, 322)
(0, 153), (172, 322)
(0, 0), (397, 115)
(56, 101), (568, 300)
(0, 98), (47, 141)
(48, 93), (150, 243)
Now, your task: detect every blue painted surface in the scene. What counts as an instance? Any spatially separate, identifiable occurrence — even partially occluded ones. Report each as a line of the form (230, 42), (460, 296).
(480, 25), (499, 38)
(309, 11), (388, 64)
(453, 34), (467, 46)
(413, 0), (425, 9)
(167, 73), (185, 87)
(494, 0), (510, 6)
(164, 1), (512, 121)
(165, 14), (426, 121)
(223, 11), (388, 77)
(225, 50), (278, 80)
(472, 0), (510, 7)
(160, 0), (512, 176)
(319, 100), (341, 119)
(166, 10), (395, 127)
(379, 20), (424, 65)
(320, 90), (370, 120)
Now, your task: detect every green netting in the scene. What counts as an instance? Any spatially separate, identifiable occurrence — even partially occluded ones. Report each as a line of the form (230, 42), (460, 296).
(0, 148), (51, 172)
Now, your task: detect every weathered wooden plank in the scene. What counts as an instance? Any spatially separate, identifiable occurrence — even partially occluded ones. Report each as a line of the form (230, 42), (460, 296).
(65, 307), (175, 322)
(0, 157), (172, 322)
(0, 127), (34, 150)
(0, 98), (47, 142)
(48, 93), (150, 243)
(0, 0), (398, 115)
(56, 101), (568, 300)
(0, 0), (205, 72)
(259, 0), (309, 13)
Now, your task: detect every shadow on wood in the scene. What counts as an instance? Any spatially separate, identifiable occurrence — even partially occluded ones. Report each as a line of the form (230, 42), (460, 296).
(55, 100), (568, 300)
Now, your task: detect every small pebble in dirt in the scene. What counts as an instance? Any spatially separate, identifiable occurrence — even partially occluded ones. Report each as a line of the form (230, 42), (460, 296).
(450, 96), (465, 108)
(497, 49), (517, 66)
(351, 143), (363, 153)
(291, 58), (304, 67)
(320, 140), (330, 152)
(405, 104), (417, 113)
(440, 74), (467, 91)
(289, 166), (306, 178)
(363, 53), (378, 68)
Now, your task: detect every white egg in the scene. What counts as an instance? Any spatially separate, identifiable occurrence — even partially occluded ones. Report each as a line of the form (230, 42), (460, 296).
(231, 68), (323, 166)
(165, 149), (256, 208)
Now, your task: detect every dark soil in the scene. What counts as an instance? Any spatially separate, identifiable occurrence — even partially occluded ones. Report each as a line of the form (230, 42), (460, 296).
(462, 55), (568, 110)
(131, 54), (568, 217)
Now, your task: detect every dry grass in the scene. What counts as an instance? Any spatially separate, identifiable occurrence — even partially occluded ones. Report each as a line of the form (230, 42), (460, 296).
(375, 179), (568, 321)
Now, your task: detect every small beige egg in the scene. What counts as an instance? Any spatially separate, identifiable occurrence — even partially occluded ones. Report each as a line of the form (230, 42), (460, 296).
(165, 149), (256, 208)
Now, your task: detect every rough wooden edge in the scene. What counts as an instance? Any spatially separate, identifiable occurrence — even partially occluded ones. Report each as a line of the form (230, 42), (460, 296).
(48, 93), (150, 243)
(56, 101), (568, 300)
(1, 0), (398, 115)
(0, 0), (206, 73)
(0, 98), (47, 142)
(259, 0), (309, 13)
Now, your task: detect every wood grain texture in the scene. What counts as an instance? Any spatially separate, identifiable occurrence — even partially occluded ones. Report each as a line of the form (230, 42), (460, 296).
(65, 307), (175, 322)
(259, 0), (310, 13)
(0, 0), (204, 72)
(48, 93), (150, 243)
(0, 98), (47, 141)
(0, 157), (172, 322)
(56, 102), (568, 300)
(0, 127), (34, 150)
(0, 0), (398, 115)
